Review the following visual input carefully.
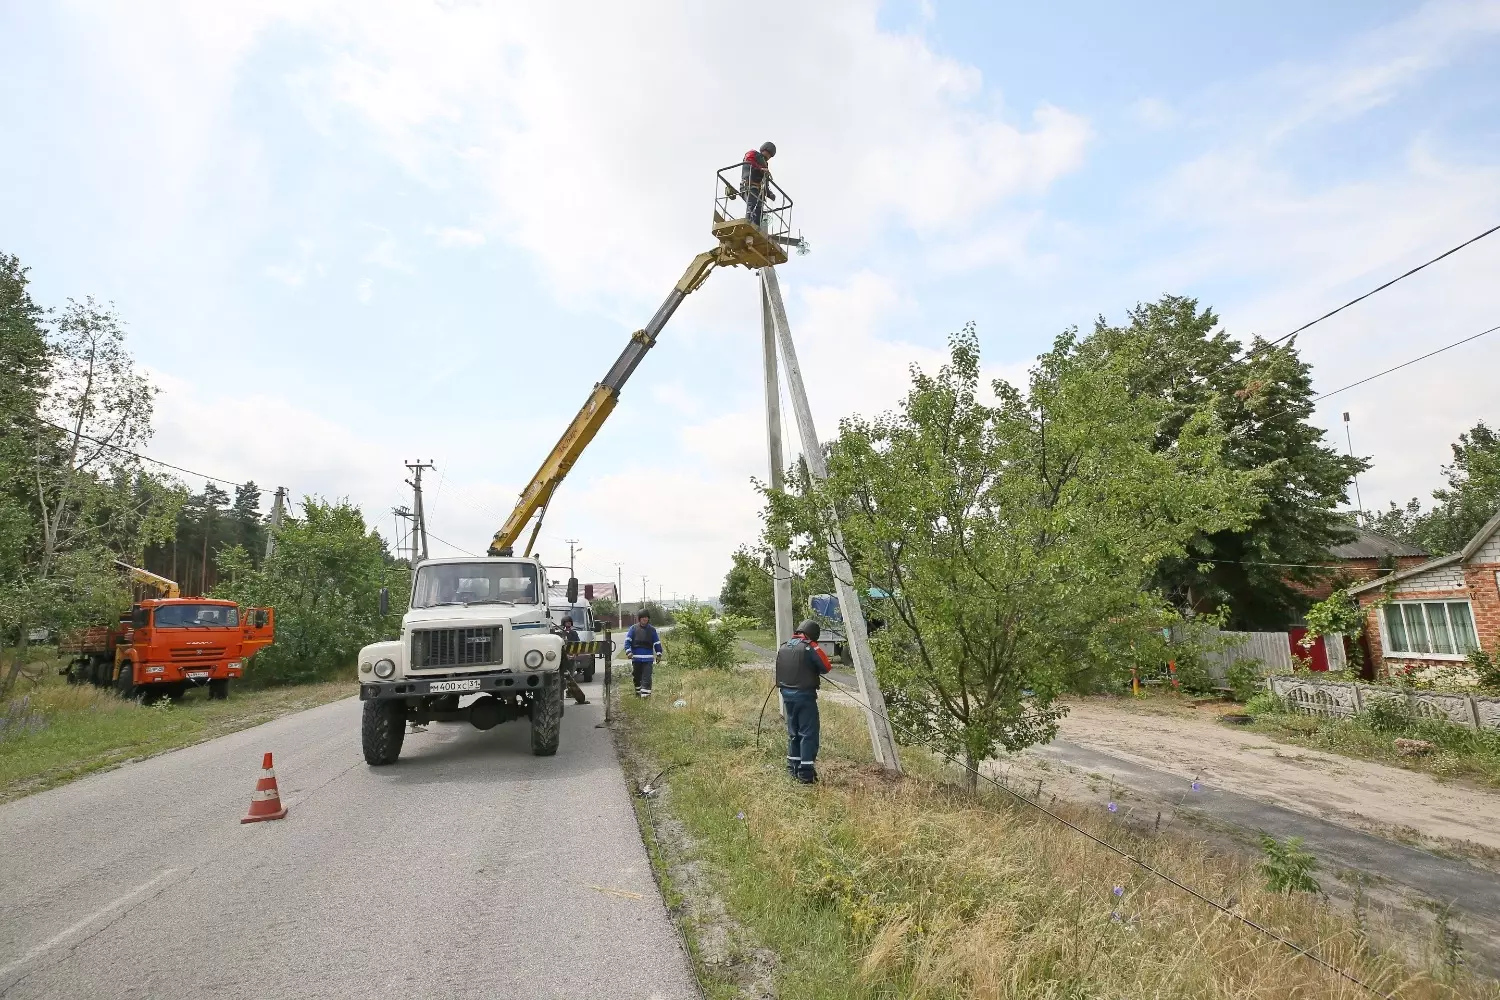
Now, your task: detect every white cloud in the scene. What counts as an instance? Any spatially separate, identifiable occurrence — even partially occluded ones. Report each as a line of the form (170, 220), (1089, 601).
(1129, 97), (1177, 130)
(429, 226), (486, 249)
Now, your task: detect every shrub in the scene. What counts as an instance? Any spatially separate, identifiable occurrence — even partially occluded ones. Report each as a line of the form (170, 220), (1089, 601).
(1225, 659), (1262, 702)
(1172, 657), (1214, 695)
(1358, 696), (1415, 734)
(1257, 833), (1320, 895)
(665, 605), (758, 671)
(1243, 692), (1284, 718)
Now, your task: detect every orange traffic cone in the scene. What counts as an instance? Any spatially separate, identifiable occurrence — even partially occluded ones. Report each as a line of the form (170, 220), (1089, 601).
(241, 751), (289, 823)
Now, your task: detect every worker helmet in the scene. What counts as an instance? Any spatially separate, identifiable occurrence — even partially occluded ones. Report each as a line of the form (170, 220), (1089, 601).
(638, 609), (651, 621)
(796, 619), (821, 641)
(760, 141), (776, 157)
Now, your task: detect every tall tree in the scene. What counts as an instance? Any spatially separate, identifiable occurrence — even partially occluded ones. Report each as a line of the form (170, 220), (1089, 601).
(1081, 296), (1365, 629)
(767, 326), (1259, 787)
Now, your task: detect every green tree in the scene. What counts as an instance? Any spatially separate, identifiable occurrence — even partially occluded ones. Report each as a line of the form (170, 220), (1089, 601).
(1082, 297), (1365, 629)
(666, 604), (758, 670)
(767, 326), (1259, 787)
(1369, 421), (1500, 555)
(213, 498), (406, 686)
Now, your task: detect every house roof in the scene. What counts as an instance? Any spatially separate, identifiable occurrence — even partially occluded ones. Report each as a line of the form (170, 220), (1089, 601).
(1328, 528), (1429, 560)
(1348, 508), (1500, 596)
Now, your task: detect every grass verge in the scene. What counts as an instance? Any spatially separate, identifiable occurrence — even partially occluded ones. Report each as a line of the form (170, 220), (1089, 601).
(620, 662), (1499, 998)
(738, 629), (777, 652)
(0, 664), (352, 802)
(1243, 707), (1500, 788)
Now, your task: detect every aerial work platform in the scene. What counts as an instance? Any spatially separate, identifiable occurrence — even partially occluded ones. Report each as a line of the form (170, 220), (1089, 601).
(711, 161), (801, 269)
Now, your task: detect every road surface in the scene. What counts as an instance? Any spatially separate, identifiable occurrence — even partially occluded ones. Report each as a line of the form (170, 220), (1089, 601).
(0, 680), (699, 999)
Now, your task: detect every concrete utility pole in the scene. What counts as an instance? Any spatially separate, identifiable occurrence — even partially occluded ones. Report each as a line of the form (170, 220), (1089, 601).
(617, 564), (624, 628)
(565, 539), (581, 578)
(760, 273), (796, 646)
(761, 266), (902, 773)
(1343, 412), (1365, 526)
(265, 487), (287, 561)
(405, 461), (434, 563)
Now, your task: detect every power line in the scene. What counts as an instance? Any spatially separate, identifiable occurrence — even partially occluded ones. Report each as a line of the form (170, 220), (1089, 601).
(32, 415), (247, 488)
(1311, 322), (1500, 404)
(424, 529), (478, 557)
(815, 672), (1395, 999)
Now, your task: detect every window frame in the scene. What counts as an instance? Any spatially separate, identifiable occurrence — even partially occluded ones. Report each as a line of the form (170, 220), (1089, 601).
(1380, 598), (1479, 660)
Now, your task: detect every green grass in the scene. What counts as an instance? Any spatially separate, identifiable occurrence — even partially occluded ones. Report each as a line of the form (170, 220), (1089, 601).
(738, 628), (777, 652)
(620, 663), (1500, 999)
(1243, 708), (1500, 787)
(0, 666), (353, 802)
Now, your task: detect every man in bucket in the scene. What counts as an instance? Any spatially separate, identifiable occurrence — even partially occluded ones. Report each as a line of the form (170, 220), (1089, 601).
(776, 619), (832, 784)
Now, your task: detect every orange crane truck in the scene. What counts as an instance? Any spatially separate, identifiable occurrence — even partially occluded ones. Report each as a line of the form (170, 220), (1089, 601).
(59, 563), (275, 702)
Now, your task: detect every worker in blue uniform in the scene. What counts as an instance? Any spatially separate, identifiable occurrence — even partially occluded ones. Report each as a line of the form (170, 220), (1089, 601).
(623, 609), (663, 698)
(776, 619), (832, 784)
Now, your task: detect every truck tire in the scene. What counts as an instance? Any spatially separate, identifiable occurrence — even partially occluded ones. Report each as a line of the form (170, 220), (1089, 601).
(530, 673), (562, 757)
(582, 658), (596, 683)
(114, 661), (137, 701)
(165, 683), (188, 703)
(208, 678), (230, 700)
(362, 700), (406, 766)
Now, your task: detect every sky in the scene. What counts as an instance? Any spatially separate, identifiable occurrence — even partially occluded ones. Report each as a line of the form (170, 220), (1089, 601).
(2, 0), (1498, 602)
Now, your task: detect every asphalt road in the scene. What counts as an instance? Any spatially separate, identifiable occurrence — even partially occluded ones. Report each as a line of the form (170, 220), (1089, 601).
(0, 680), (700, 1000)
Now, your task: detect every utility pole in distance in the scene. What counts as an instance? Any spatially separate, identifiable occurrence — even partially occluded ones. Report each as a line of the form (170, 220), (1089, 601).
(617, 563), (624, 628)
(393, 506), (414, 564)
(405, 461), (435, 563)
(565, 539), (581, 578)
(265, 487), (287, 561)
(1343, 412), (1365, 526)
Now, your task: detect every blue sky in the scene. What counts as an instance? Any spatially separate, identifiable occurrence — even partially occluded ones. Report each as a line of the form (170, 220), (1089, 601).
(2, 0), (1497, 599)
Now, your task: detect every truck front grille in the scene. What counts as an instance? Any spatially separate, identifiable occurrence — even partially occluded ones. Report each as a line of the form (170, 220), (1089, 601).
(411, 628), (501, 668)
(170, 646), (226, 659)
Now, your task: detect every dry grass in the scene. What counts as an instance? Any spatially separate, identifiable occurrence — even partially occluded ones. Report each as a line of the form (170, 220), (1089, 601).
(623, 664), (1500, 999)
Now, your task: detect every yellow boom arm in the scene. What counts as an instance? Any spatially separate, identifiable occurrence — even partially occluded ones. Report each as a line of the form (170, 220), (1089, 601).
(115, 561), (181, 598)
(489, 249), (723, 556)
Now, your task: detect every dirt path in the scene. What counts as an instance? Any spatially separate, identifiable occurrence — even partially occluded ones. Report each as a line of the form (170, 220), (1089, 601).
(1044, 698), (1500, 855)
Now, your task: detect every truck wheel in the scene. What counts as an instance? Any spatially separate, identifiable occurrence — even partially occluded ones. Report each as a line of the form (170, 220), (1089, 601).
(208, 679), (230, 701)
(582, 659), (596, 682)
(362, 700), (406, 766)
(165, 683), (188, 703)
(114, 662), (137, 701)
(529, 673), (562, 757)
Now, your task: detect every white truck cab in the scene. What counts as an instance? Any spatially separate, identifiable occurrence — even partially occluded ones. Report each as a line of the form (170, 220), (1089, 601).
(357, 555), (566, 765)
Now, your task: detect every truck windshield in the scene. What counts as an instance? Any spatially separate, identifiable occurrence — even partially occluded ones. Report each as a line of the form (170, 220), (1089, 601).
(154, 604), (240, 628)
(412, 562), (540, 608)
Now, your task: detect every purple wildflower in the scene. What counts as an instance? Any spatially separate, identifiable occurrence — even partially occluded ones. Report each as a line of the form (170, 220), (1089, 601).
(1107, 802), (1118, 813)
(1113, 886), (1124, 897)
(1191, 781), (1201, 792)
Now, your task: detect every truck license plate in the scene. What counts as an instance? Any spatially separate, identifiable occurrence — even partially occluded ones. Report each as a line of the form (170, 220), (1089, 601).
(186, 671), (210, 680)
(429, 679), (481, 693)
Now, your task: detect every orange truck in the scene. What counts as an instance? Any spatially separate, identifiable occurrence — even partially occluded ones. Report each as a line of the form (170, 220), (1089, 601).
(59, 564), (275, 702)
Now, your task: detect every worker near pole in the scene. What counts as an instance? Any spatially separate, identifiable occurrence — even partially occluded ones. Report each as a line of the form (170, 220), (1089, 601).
(623, 609), (662, 698)
(776, 619), (832, 784)
(740, 141), (776, 228)
(551, 615), (588, 706)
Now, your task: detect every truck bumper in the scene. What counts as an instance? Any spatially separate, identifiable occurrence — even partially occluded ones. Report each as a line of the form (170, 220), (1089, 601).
(359, 669), (556, 702)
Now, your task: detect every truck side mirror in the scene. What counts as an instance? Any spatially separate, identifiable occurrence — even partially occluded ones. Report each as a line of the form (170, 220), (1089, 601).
(379, 587), (389, 616)
(584, 584), (594, 601)
(566, 577), (578, 604)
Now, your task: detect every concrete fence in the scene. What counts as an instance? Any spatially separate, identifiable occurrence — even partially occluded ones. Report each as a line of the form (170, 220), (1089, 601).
(1267, 674), (1500, 732)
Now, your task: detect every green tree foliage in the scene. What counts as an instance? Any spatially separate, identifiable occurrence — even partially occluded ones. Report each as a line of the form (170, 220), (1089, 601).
(1, 280), (183, 691)
(718, 545), (815, 627)
(1367, 421), (1500, 555)
(666, 604), (758, 670)
(1256, 833), (1321, 895)
(142, 480), (267, 595)
(766, 325), (1259, 785)
(213, 498), (406, 687)
(1082, 297), (1365, 629)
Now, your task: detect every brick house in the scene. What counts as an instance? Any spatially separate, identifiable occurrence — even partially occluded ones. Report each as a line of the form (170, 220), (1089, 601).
(1348, 511), (1500, 679)
(1293, 527), (1431, 603)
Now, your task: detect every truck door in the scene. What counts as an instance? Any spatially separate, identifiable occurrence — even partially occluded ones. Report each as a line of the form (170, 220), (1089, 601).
(242, 607), (276, 657)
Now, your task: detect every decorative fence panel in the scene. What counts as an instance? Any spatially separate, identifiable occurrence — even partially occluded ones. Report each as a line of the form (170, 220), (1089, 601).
(1267, 675), (1500, 732)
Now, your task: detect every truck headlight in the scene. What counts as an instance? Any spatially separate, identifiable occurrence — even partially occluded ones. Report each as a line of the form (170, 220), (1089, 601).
(523, 649), (544, 668)
(373, 659), (396, 679)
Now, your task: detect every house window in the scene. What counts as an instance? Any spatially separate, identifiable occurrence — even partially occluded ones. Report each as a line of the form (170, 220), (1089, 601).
(1382, 600), (1478, 656)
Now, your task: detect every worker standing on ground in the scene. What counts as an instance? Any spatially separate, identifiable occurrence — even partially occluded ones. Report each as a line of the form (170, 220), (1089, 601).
(740, 141), (776, 227)
(776, 619), (832, 784)
(623, 610), (663, 698)
(552, 615), (588, 706)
